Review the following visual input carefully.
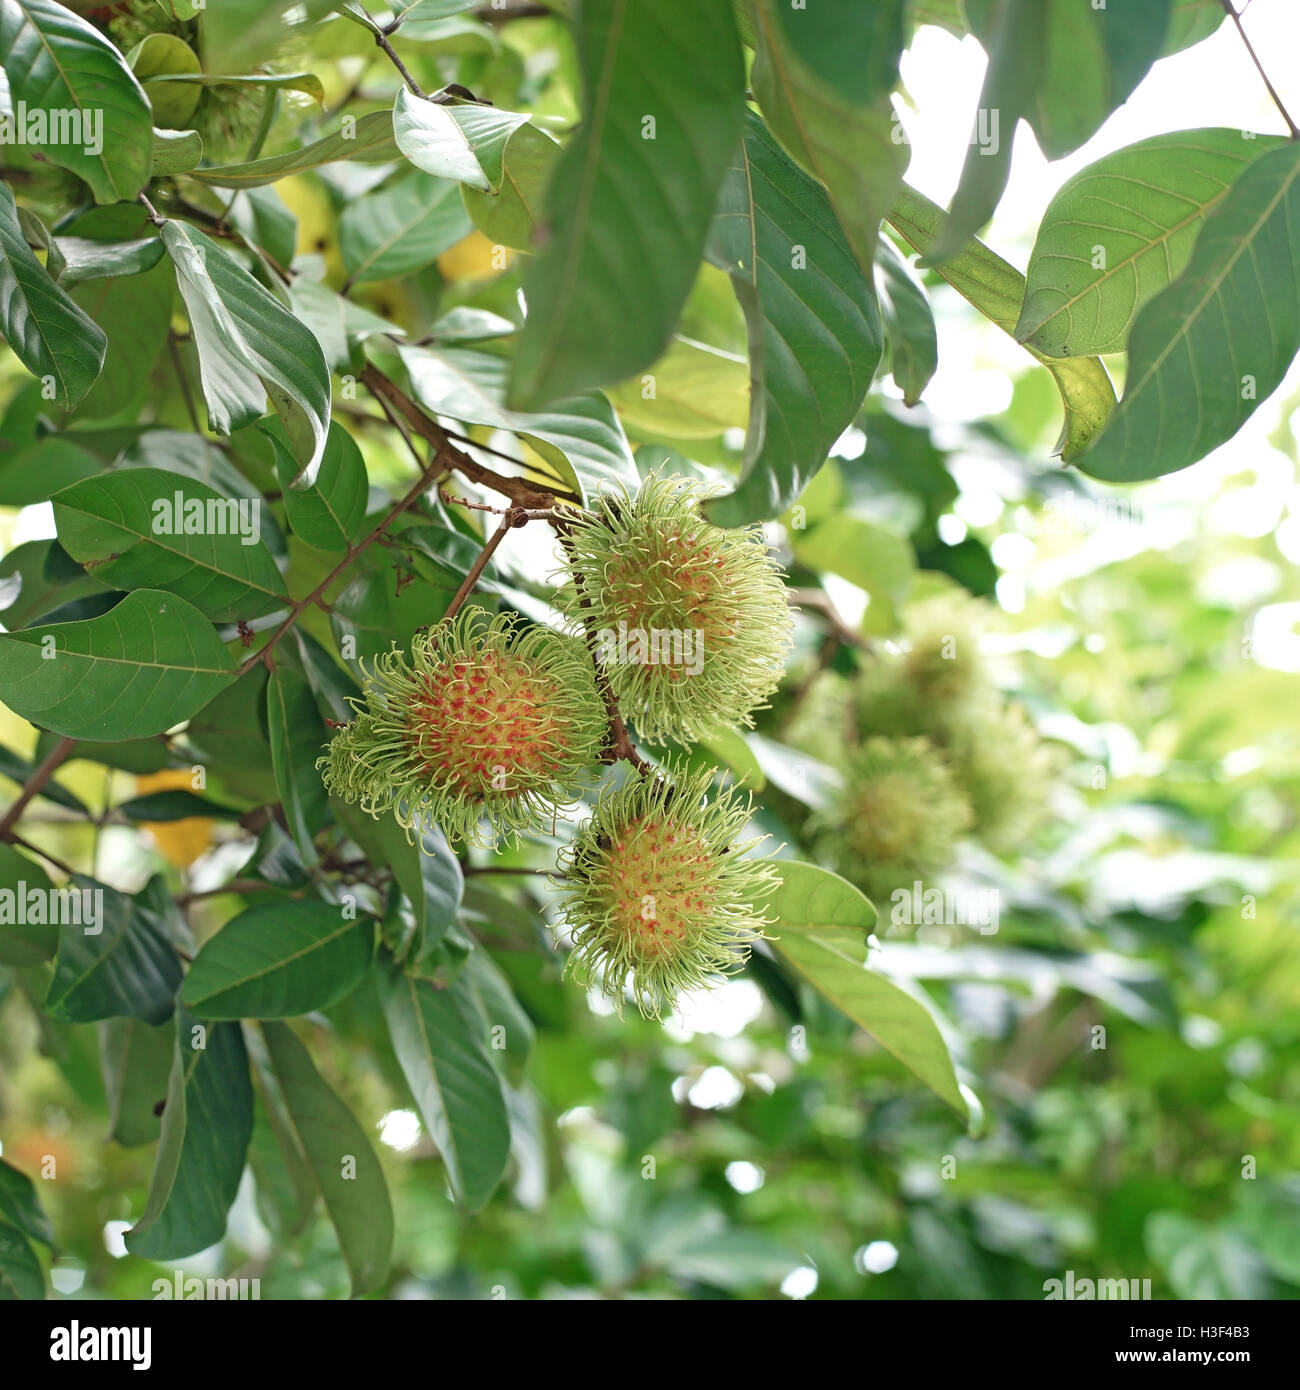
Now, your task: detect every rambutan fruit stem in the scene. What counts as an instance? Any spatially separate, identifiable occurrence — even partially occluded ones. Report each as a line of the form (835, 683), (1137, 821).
(359, 364), (582, 509)
(441, 510), (520, 623)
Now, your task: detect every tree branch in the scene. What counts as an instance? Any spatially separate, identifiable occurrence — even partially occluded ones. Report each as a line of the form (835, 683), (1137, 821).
(0, 736), (77, 839)
(1222, 0), (1299, 138)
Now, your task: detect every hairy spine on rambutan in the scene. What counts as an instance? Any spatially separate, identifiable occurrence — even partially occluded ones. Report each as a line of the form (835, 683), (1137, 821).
(318, 609), (606, 848)
(554, 761), (779, 1018)
(557, 474), (794, 746)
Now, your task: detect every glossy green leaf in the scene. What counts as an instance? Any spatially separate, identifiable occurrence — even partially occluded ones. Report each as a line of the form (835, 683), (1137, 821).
(399, 342), (637, 501)
(0, 842), (57, 966)
(70, 256), (173, 426)
(98, 1017), (176, 1147)
(0, 589), (237, 741)
(394, 88), (531, 192)
(189, 111), (400, 187)
(1018, 129), (1286, 358)
(263, 419), (369, 552)
(339, 174), (472, 286)
(125, 1011), (254, 1260)
(0, 182), (107, 409)
(607, 335), (748, 441)
(128, 32), (201, 128)
(151, 127), (203, 175)
(0, 1156), (54, 1246)
(0, 1225), (43, 1300)
(462, 120), (558, 251)
(766, 860), (971, 1119)
(379, 963), (511, 1210)
(161, 221), (331, 484)
(53, 235), (165, 287)
(887, 184), (1116, 459)
(266, 666), (330, 865)
(335, 801), (462, 959)
(1079, 143), (1300, 483)
(704, 112), (883, 523)
(180, 900), (374, 1019)
(509, 0), (745, 408)
(751, 0), (907, 278)
(53, 467), (289, 622)
(876, 236), (938, 405)
(44, 875), (182, 1026)
(0, 0), (153, 203)
(261, 1022), (394, 1295)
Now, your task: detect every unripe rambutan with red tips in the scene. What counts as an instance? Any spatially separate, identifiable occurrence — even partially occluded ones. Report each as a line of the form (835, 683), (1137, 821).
(319, 609), (606, 847)
(557, 474), (793, 746)
(555, 761), (779, 1017)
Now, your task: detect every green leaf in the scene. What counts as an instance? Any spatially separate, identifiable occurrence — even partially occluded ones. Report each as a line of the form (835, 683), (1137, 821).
(703, 112), (883, 523)
(750, 0), (908, 278)
(379, 962), (511, 1210)
(261, 1022), (394, 1296)
(70, 256), (174, 426)
(0, 182), (107, 409)
(1029, 0), (1171, 160)
(339, 173), (472, 286)
(266, 666), (330, 865)
(876, 236), (938, 405)
(53, 235), (165, 287)
(1162, 0), (1227, 54)
(399, 343), (637, 501)
(151, 128), (203, 177)
(98, 1017), (176, 1147)
(124, 1010), (254, 1260)
(887, 184), (1116, 460)
(937, 0), (1174, 257)
(394, 89), (531, 193)
(1079, 143), (1300, 483)
(127, 31), (201, 128)
(766, 860), (971, 1120)
(335, 801), (462, 959)
(0, 1225), (43, 1301)
(0, 842), (57, 966)
(933, 0), (1047, 258)
(792, 515), (915, 625)
(180, 900), (375, 1019)
(0, 589), (237, 741)
(149, 71), (326, 102)
(458, 948), (535, 1087)
(189, 111), (401, 187)
(509, 0), (745, 408)
(772, 0), (906, 104)
(1018, 130), (1285, 359)
(53, 467), (290, 622)
(113, 789), (240, 821)
(44, 876), (183, 1026)
(607, 336), (748, 441)
(201, 0), (335, 75)
(263, 419), (369, 552)
(0, 0), (153, 203)
(462, 120), (558, 251)
(288, 276), (404, 373)
(161, 221), (332, 484)
(0, 1157), (54, 1246)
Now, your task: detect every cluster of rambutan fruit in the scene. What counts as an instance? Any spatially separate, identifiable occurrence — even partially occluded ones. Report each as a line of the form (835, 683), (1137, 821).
(321, 476), (792, 1016)
(786, 590), (1057, 906)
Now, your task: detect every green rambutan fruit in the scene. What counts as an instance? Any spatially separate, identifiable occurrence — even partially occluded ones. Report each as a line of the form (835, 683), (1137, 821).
(558, 474), (793, 746)
(943, 698), (1056, 851)
(319, 609), (607, 847)
(555, 760), (779, 1017)
(812, 735), (973, 906)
